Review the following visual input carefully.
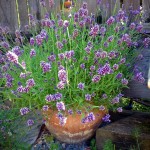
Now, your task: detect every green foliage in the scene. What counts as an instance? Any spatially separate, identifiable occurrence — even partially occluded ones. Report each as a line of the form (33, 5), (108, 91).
(103, 140), (115, 150)
(90, 138), (97, 150)
(0, 107), (30, 149)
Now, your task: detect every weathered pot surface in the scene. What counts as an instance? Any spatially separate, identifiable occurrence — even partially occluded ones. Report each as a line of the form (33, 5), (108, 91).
(43, 108), (107, 143)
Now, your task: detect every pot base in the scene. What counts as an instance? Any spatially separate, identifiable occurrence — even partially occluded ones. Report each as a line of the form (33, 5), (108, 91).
(44, 108), (106, 144)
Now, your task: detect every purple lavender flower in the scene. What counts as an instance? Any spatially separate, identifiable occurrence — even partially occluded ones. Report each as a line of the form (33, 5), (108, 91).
(136, 24), (143, 32)
(77, 82), (85, 90)
(97, 0), (102, 4)
(55, 93), (62, 100)
(58, 65), (65, 70)
(77, 110), (82, 114)
(111, 97), (120, 104)
(40, 29), (48, 39)
(90, 65), (95, 71)
(99, 105), (105, 111)
(119, 58), (126, 64)
(74, 12), (79, 18)
(36, 35), (43, 46)
(15, 30), (21, 38)
(121, 78), (128, 85)
(84, 46), (91, 54)
(117, 107), (123, 112)
(113, 64), (119, 70)
(40, 61), (51, 73)
(1, 41), (9, 49)
(134, 72), (145, 83)
(101, 51), (108, 58)
(56, 101), (65, 111)
(6, 82), (13, 88)
(23, 86), (30, 93)
(17, 85), (24, 93)
(59, 116), (67, 126)
(130, 23), (136, 30)
(58, 53), (65, 60)
(62, 39), (67, 44)
(45, 94), (53, 102)
(27, 119), (34, 126)
(2, 65), (8, 72)
(107, 16), (115, 25)
(6, 51), (18, 64)
(78, 8), (85, 17)
(92, 75), (101, 83)
(30, 37), (35, 46)
(58, 19), (63, 27)
(107, 35), (114, 42)
(58, 69), (67, 82)
(48, 54), (56, 62)
(20, 72), (31, 78)
(73, 29), (79, 38)
(80, 63), (85, 69)
(108, 51), (116, 59)
(90, 24), (99, 36)
(20, 107), (30, 115)
(65, 50), (74, 59)
(97, 63), (112, 76)
(5, 74), (13, 82)
(115, 26), (119, 32)
(116, 10), (125, 22)
(87, 112), (95, 122)
(68, 109), (73, 115)
(81, 112), (95, 123)
(82, 2), (88, 9)
(100, 27), (106, 35)
(56, 41), (63, 50)
(57, 81), (65, 89)
(117, 93), (124, 98)
(26, 78), (35, 88)
(63, 20), (69, 27)
(116, 73), (122, 79)
(42, 105), (49, 111)
(85, 94), (92, 101)
(143, 37), (150, 47)
(102, 94), (108, 99)
(30, 49), (36, 58)
(102, 114), (111, 122)
(95, 51), (101, 58)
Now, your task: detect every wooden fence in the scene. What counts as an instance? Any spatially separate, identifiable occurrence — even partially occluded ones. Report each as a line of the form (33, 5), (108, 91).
(0, 0), (150, 33)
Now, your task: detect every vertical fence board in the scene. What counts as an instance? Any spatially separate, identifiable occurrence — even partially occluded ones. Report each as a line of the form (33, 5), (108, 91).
(28, 0), (41, 20)
(39, 0), (60, 19)
(17, 0), (29, 31)
(143, 0), (150, 22)
(71, 0), (97, 15)
(52, 0), (60, 14)
(0, 0), (18, 33)
(123, 0), (141, 23)
(123, 0), (140, 11)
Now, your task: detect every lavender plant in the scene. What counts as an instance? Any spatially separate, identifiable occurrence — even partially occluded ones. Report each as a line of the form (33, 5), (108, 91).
(0, 2), (149, 126)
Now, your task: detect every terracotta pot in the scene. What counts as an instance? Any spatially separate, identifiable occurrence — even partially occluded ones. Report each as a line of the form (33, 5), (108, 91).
(64, 0), (72, 8)
(43, 108), (107, 143)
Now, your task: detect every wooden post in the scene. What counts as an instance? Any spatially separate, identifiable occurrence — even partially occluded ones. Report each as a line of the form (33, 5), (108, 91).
(17, 0), (29, 31)
(143, 0), (150, 33)
(0, 0), (18, 33)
